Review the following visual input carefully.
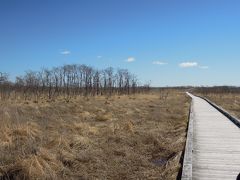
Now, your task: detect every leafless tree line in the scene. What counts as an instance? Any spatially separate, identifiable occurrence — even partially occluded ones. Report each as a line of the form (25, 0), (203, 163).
(0, 64), (150, 101)
(193, 86), (240, 95)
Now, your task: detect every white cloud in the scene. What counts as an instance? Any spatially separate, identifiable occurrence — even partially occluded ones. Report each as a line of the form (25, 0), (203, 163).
(152, 61), (167, 65)
(199, 66), (209, 69)
(179, 62), (198, 68)
(60, 50), (71, 55)
(126, 57), (135, 62)
(179, 61), (209, 70)
(97, 56), (102, 59)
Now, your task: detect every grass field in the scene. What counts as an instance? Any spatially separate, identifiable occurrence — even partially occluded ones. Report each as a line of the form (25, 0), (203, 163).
(0, 90), (190, 180)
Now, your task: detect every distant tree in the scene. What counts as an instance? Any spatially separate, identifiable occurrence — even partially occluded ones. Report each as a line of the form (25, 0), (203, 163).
(0, 72), (10, 100)
(0, 64), (151, 101)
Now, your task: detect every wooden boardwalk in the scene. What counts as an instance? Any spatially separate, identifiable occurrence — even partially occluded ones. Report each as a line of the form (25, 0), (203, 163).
(182, 93), (240, 180)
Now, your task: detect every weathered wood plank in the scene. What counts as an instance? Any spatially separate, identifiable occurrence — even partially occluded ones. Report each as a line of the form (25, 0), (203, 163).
(182, 93), (240, 180)
(181, 97), (193, 180)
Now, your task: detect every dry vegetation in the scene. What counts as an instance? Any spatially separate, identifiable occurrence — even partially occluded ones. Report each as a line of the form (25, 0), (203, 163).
(0, 89), (190, 180)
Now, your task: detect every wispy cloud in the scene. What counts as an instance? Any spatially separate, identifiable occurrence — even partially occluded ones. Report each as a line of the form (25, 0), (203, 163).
(60, 50), (71, 55)
(152, 61), (167, 65)
(179, 62), (198, 68)
(199, 66), (209, 69)
(97, 55), (102, 59)
(179, 61), (209, 69)
(125, 57), (135, 62)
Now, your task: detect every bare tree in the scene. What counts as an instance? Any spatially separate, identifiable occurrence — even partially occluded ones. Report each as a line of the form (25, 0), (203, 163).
(0, 64), (151, 101)
(0, 72), (10, 100)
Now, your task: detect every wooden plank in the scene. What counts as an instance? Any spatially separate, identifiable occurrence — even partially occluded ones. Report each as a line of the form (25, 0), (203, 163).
(182, 93), (240, 180)
(181, 98), (193, 180)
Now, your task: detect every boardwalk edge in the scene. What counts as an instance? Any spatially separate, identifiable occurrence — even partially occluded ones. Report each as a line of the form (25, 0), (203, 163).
(181, 99), (194, 180)
(198, 96), (240, 128)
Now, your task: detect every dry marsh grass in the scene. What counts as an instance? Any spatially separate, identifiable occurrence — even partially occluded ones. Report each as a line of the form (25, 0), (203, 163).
(0, 90), (190, 180)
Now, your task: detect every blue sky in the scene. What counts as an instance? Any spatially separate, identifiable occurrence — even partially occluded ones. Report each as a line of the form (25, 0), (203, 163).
(0, 0), (240, 86)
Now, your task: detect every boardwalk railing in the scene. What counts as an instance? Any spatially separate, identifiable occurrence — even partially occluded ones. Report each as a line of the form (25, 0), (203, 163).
(198, 96), (240, 128)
